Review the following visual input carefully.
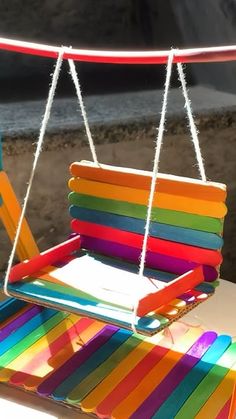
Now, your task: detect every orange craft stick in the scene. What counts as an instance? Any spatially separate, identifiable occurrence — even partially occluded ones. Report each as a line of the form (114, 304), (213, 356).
(0, 171), (39, 260)
(137, 266), (204, 317)
(70, 161), (226, 202)
(9, 235), (81, 283)
(68, 177), (227, 218)
(229, 381), (236, 419)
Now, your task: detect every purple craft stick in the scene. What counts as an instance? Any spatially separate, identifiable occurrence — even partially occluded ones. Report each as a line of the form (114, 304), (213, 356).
(81, 236), (218, 281)
(0, 305), (42, 342)
(37, 324), (118, 397)
(130, 331), (217, 419)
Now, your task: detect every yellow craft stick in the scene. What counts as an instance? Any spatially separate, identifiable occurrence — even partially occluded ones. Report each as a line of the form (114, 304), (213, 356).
(111, 328), (202, 419)
(69, 178), (227, 218)
(195, 363), (236, 419)
(23, 320), (105, 390)
(0, 313), (80, 382)
(0, 171), (39, 260)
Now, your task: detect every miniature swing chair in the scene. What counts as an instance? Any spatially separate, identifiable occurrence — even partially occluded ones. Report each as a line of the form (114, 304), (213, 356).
(2, 50), (227, 336)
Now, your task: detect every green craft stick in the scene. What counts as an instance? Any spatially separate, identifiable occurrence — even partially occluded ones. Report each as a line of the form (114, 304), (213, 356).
(67, 334), (142, 403)
(0, 311), (68, 368)
(175, 342), (236, 419)
(68, 193), (223, 234)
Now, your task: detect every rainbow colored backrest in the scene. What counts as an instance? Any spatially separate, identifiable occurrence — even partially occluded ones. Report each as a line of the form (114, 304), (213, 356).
(69, 160), (227, 282)
(4, 159), (227, 336)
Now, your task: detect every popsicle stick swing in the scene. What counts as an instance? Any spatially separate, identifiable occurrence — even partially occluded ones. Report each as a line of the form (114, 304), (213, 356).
(2, 48), (227, 336)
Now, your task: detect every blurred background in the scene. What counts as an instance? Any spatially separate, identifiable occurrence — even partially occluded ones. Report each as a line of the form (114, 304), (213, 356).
(0, 0), (236, 282)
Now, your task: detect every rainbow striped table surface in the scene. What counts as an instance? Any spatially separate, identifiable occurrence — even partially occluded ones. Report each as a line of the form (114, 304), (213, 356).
(0, 297), (235, 419)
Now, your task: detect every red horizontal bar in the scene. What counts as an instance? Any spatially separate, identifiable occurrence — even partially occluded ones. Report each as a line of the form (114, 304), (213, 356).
(9, 235), (81, 283)
(1, 36), (236, 64)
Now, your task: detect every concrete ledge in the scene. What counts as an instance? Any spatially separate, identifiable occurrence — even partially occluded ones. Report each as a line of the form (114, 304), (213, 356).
(1, 85), (236, 138)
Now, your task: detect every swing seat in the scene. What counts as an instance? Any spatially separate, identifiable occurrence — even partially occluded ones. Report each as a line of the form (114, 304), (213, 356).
(5, 161), (227, 335)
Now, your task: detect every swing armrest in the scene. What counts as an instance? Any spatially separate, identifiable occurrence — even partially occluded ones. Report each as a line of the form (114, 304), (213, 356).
(9, 235), (81, 283)
(137, 265), (204, 317)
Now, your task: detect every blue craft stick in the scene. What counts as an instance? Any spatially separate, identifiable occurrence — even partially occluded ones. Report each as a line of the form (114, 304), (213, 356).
(0, 307), (56, 356)
(53, 328), (131, 401)
(69, 206), (223, 250)
(152, 334), (232, 419)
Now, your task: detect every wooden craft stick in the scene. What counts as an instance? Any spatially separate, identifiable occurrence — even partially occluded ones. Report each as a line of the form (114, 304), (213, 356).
(142, 334), (231, 419)
(69, 177), (227, 218)
(9, 235), (81, 283)
(175, 342), (236, 419)
(54, 328), (131, 401)
(37, 325), (119, 397)
(228, 381), (236, 419)
(80, 332), (167, 412)
(70, 161), (226, 201)
(79, 236), (218, 281)
(0, 305), (42, 342)
(67, 334), (143, 405)
(137, 266), (203, 317)
(70, 205), (223, 249)
(9, 314), (86, 385)
(0, 311), (66, 373)
(69, 192), (224, 234)
(72, 220), (222, 266)
(195, 365), (236, 419)
(0, 171), (39, 259)
(0, 311), (70, 383)
(23, 319), (104, 390)
(94, 339), (174, 417)
(111, 327), (202, 419)
(216, 398), (232, 419)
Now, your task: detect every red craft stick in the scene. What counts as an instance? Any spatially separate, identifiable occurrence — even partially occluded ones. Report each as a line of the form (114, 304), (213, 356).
(137, 265), (204, 317)
(9, 235), (81, 283)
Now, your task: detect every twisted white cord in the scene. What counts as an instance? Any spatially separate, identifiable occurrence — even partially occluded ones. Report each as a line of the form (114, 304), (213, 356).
(177, 62), (206, 182)
(3, 49), (64, 296)
(131, 51), (174, 334)
(68, 59), (99, 165)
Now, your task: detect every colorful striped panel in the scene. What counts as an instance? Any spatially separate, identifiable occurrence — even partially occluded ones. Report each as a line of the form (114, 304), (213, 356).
(69, 177), (227, 218)
(69, 192), (224, 234)
(71, 220), (222, 267)
(70, 161), (226, 201)
(69, 205), (223, 249)
(0, 299), (235, 419)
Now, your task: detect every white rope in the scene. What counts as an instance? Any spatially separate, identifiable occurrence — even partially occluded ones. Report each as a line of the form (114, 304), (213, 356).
(131, 51), (174, 334)
(3, 49), (64, 296)
(68, 59), (99, 166)
(177, 62), (207, 182)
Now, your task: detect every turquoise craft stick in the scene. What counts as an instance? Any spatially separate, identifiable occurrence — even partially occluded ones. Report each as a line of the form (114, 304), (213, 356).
(53, 328), (131, 401)
(153, 335), (232, 419)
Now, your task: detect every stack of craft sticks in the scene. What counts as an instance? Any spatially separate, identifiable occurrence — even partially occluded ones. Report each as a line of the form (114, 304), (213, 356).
(0, 298), (235, 418)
